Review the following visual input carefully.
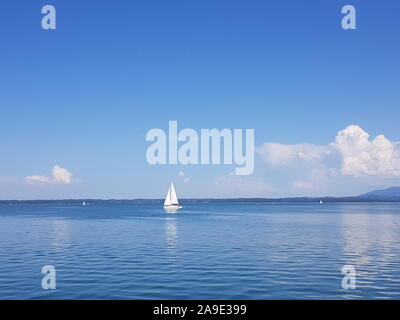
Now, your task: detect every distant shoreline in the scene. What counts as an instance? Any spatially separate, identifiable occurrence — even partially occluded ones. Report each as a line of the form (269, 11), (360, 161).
(5, 187), (400, 203)
(2, 197), (400, 204)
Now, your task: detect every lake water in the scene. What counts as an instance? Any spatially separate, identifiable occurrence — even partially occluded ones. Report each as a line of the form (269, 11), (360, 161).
(0, 202), (400, 299)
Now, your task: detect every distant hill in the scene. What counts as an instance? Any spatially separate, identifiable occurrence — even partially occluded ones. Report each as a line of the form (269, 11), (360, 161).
(358, 187), (400, 201)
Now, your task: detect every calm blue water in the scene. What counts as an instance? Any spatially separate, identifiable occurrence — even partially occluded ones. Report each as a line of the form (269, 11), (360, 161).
(0, 202), (400, 299)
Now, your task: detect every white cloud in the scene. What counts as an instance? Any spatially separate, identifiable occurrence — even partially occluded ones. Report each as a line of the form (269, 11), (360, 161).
(25, 175), (50, 184)
(257, 142), (329, 166)
(332, 125), (400, 177)
(25, 165), (73, 184)
(257, 125), (400, 178)
(179, 171), (191, 183)
(52, 165), (72, 184)
(254, 125), (400, 196)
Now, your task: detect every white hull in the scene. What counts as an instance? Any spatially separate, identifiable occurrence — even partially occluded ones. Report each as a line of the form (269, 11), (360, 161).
(164, 205), (183, 211)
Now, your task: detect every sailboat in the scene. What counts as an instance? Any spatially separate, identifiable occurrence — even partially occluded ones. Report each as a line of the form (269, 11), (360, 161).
(164, 182), (182, 210)
(82, 201), (86, 206)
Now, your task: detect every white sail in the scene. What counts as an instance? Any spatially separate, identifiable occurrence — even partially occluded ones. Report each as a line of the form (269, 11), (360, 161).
(164, 182), (179, 206)
(164, 187), (172, 206)
(169, 182), (179, 205)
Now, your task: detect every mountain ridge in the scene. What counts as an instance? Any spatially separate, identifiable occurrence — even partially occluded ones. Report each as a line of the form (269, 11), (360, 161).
(358, 186), (400, 200)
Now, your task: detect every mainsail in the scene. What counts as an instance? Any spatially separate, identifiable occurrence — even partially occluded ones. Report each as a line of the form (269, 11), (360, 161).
(164, 182), (179, 206)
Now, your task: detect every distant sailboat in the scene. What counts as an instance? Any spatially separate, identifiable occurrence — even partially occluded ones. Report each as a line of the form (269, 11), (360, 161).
(82, 201), (86, 206)
(319, 200), (323, 204)
(164, 182), (182, 210)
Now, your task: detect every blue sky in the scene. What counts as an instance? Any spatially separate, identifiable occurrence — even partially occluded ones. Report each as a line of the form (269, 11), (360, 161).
(1, 0), (399, 199)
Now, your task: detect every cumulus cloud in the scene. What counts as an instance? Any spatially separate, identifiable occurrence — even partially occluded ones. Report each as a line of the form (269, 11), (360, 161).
(332, 125), (400, 177)
(183, 177), (191, 183)
(257, 125), (400, 178)
(25, 165), (73, 184)
(52, 165), (72, 184)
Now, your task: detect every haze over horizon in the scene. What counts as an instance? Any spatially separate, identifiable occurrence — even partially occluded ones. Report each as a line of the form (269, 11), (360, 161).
(1, 1), (400, 200)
